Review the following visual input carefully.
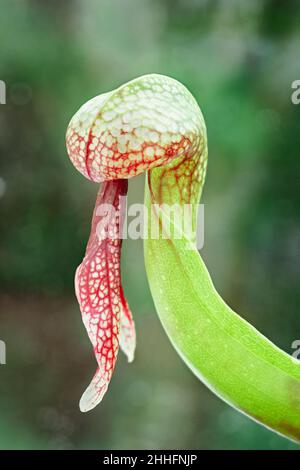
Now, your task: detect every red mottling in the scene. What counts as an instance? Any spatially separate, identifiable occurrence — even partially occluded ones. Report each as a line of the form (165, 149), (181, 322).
(75, 179), (135, 411)
(166, 147), (175, 157)
(66, 128), (91, 180)
(119, 286), (136, 363)
(67, 120), (189, 184)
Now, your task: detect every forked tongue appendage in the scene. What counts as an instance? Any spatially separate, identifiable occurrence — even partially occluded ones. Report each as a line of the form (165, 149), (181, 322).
(74, 180), (136, 412)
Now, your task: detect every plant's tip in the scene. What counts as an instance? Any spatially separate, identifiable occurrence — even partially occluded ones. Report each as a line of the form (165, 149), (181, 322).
(79, 400), (92, 413)
(127, 351), (135, 363)
(79, 381), (108, 412)
(119, 331), (136, 363)
(121, 345), (135, 363)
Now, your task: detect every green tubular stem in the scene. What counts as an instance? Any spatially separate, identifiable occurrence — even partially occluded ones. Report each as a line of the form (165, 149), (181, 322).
(144, 169), (300, 444)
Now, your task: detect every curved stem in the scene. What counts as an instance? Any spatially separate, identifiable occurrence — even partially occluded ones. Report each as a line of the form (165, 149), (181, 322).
(144, 157), (300, 443)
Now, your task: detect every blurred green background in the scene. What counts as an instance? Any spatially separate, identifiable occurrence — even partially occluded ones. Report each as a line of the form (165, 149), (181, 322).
(0, 0), (300, 450)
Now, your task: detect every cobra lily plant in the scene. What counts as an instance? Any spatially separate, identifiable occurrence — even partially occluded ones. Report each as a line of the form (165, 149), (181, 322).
(66, 74), (300, 442)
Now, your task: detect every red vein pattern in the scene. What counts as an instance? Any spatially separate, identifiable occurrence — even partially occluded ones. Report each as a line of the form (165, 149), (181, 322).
(74, 180), (135, 411)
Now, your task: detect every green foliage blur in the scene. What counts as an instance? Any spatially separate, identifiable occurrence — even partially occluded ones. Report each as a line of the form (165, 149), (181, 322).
(0, 0), (300, 450)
